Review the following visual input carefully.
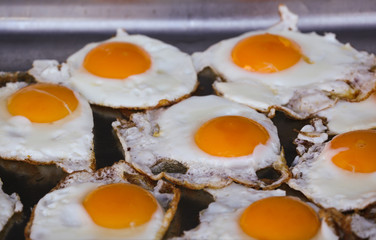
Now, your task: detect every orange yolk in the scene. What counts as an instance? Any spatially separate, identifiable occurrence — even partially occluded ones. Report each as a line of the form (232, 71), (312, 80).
(330, 130), (376, 173)
(239, 196), (320, 240)
(194, 115), (269, 157)
(7, 83), (78, 123)
(83, 41), (151, 79)
(231, 33), (302, 73)
(83, 183), (158, 229)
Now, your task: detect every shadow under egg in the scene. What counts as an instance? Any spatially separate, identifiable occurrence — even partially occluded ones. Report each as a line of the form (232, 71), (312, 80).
(164, 187), (215, 239)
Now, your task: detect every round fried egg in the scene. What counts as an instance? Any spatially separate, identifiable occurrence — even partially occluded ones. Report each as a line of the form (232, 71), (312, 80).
(29, 29), (198, 109)
(192, 5), (376, 119)
(0, 178), (22, 232)
(0, 82), (94, 173)
(289, 118), (376, 211)
(112, 95), (288, 189)
(26, 161), (180, 240)
(317, 93), (376, 134)
(173, 183), (338, 240)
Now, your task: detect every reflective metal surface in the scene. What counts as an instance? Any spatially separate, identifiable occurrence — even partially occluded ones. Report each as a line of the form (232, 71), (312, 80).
(1, 0), (376, 33)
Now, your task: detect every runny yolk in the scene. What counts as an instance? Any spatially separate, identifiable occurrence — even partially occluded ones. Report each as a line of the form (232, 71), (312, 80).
(194, 115), (269, 157)
(7, 83), (78, 123)
(83, 183), (158, 229)
(330, 130), (376, 173)
(231, 33), (302, 73)
(239, 196), (320, 240)
(83, 41), (151, 79)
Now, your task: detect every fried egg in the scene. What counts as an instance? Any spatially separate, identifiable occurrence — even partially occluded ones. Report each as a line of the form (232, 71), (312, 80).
(317, 93), (376, 134)
(0, 178), (22, 232)
(29, 29), (198, 109)
(192, 5), (376, 119)
(25, 161), (180, 240)
(173, 183), (338, 240)
(0, 82), (94, 173)
(112, 95), (288, 189)
(289, 118), (376, 211)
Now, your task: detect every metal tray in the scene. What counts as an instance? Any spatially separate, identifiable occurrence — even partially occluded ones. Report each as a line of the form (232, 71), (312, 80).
(1, 1), (376, 239)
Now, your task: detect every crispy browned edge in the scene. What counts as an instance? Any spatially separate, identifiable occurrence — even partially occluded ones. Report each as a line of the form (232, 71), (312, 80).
(24, 160), (181, 240)
(319, 208), (361, 239)
(0, 72), (96, 173)
(22, 204), (35, 239)
(93, 80), (199, 113)
(0, 144), (96, 173)
(0, 71), (36, 86)
(155, 180), (181, 240)
(119, 81), (199, 113)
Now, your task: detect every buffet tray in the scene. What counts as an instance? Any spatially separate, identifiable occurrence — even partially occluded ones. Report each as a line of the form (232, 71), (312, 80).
(1, 0), (376, 239)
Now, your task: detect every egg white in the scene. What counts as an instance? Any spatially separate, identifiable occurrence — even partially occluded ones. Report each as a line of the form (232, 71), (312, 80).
(0, 82), (94, 173)
(29, 182), (164, 240)
(29, 29), (198, 109)
(351, 213), (376, 239)
(172, 183), (338, 240)
(289, 118), (376, 211)
(113, 95), (288, 189)
(28, 161), (179, 240)
(0, 178), (22, 232)
(317, 93), (376, 134)
(192, 5), (376, 119)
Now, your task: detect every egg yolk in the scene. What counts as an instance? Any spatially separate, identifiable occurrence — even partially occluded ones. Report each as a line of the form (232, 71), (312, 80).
(83, 183), (158, 229)
(7, 83), (78, 123)
(231, 33), (302, 73)
(330, 130), (376, 173)
(239, 196), (320, 240)
(194, 115), (269, 157)
(83, 41), (151, 79)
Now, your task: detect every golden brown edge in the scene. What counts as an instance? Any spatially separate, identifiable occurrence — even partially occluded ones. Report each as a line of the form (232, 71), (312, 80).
(0, 142), (96, 174)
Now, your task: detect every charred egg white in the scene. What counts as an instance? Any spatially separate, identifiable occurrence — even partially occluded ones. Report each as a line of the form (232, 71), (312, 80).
(174, 184), (338, 240)
(29, 29), (198, 109)
(192, 5), (376, 119)
(0, 82), (94, 173)
(26, 161), (180, 240)
(113, 95), (288, 189)
(289, 118), (376, 211)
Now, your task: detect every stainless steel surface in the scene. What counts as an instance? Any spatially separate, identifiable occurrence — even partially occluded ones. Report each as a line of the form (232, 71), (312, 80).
(1, 0), (376, 72)
(1, 0), (376, 33)
(0, 1), (376, 239)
